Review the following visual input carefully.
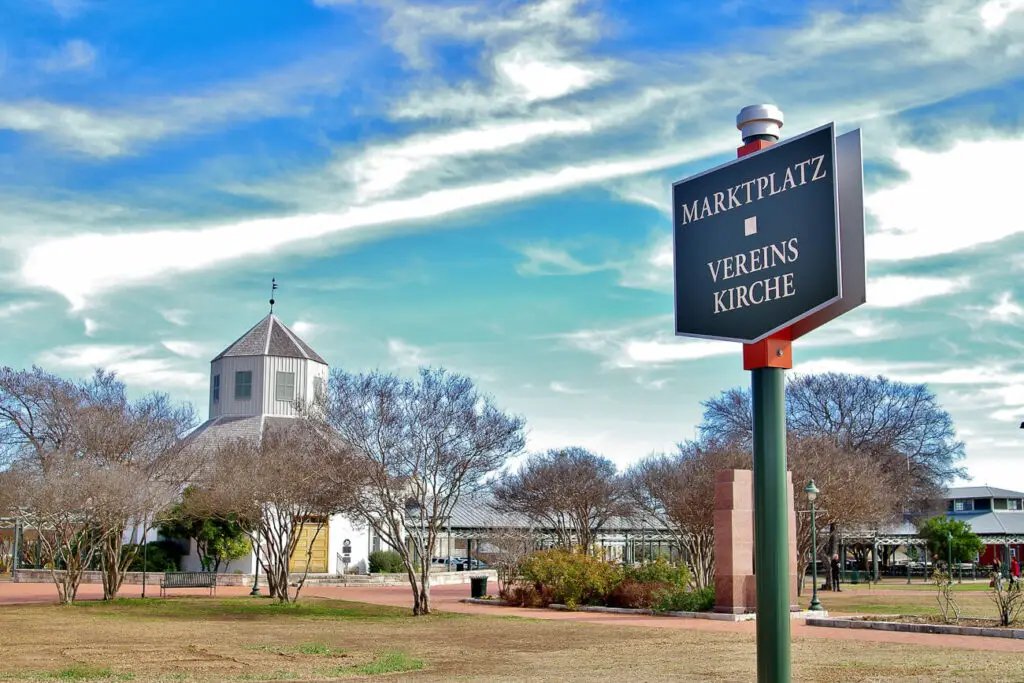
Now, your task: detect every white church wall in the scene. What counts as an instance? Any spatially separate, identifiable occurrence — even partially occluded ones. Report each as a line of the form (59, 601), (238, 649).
(262, 356), (310, 417)
(179, 537), (257, 573)
(327, 514), (370, 575)
(210, 356), (264, 418)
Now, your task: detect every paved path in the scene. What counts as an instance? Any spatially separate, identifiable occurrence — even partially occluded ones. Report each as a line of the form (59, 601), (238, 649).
(3, 580), (1022, 653)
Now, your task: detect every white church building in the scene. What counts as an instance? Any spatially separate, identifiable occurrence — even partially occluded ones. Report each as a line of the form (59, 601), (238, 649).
(172, 308), (372, 576)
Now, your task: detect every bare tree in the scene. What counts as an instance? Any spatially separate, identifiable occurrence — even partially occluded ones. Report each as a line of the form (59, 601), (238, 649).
(0, 366), (82, 471)
(625, 440), (749, 589)
(787, 435), (898, 596)
(699, 373), (966, 513)
(190, 420), (358, 603)
(492, 447), (628, 553)
(310, 367), (525, 616)
(0, 367), (197, 599)
(480, 527), (539, 598)
(0, 454), (110, 604)
(74, 370), (197, 600)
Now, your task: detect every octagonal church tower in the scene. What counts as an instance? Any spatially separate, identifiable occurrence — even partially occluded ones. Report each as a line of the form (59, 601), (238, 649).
(175, 300), (370, 576)
(207, 312), (328, 421)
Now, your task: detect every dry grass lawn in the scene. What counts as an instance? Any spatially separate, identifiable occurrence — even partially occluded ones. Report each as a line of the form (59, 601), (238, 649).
(0, 596), (1022, 682)
(814, 580), (1011, 621)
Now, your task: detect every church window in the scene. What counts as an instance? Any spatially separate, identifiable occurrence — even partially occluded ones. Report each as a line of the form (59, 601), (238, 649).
(212, 374), (220, 402)
(235, 371), (252, 400)
(276, 371), (296, 402)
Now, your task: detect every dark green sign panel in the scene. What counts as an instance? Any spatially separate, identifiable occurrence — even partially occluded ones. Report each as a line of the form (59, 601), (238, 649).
(672, 123), (841, 344)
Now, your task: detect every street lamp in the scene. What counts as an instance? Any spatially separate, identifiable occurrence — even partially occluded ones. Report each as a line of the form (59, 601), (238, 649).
(946, 531), (953, 585)
(805, 480), (823, 612)
(250, 536), (261, 596)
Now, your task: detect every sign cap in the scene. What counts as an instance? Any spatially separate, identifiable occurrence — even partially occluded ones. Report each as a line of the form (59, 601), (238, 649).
(737, 104), (784, 142)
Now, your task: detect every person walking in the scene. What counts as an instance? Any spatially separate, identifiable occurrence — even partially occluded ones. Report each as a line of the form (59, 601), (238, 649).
(830, 554), (842, 592)
(1011, 556), (1020, 586)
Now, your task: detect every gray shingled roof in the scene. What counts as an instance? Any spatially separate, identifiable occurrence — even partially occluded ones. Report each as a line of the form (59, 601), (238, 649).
(945, 486), (1024, 500)
(446, 494), (666, 532)
(179, 415), (308, 481)
(952, 512), (1024, 535)
(212, 314), (327, 365)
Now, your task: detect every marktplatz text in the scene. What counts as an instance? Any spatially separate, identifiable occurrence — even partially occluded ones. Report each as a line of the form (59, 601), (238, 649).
(709, 238), (799, 315)
(678, 155), (827, 226)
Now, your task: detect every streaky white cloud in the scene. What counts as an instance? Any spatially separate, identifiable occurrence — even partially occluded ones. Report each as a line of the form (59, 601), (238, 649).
(0, 53), (350, 157)
(291, 320), (318, 337)
(20, 143), (723, 311)
(83, 317), (99, 337)
(161, 340), (210, 358)
(37, 344), (206, 390)
(866, 275), (971, 308)
(348, 117), (593, 203)
(866, 135), (1024, 261)
(549, 381), (585, 394)
(0, 301), (41, 319)
(515, 242), (614, 277)
(39, 39), (96, 72)
(988, 291), (1024, 322)
(387, 338), (430, 369)
(980, 0), (1024, 29)
(160, 309), (190, 326)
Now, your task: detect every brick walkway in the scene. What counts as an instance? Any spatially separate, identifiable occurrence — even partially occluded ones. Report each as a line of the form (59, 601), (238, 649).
(2, 580), (1021, 653)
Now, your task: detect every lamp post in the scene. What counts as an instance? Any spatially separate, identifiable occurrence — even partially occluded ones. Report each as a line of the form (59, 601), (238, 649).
(805, 480), (823, 612)
(946, 531), (953, 585)
(250, 536), (261, 596)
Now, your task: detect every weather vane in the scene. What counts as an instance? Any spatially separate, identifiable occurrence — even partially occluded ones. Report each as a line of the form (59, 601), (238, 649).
(269, 278), (278, 314)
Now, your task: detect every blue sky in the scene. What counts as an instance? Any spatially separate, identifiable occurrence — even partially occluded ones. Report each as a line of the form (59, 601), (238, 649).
(2, 0), (1024, 491)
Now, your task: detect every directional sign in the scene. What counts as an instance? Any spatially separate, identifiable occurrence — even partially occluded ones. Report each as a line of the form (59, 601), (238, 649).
(672, 123), (841, 344)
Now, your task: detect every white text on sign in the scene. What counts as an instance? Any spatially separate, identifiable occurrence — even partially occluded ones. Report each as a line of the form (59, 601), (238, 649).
(678, 155), (828, 227)
(708, 238), (799, 314)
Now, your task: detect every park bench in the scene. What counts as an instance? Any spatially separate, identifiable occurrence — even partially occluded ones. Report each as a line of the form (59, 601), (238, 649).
(159, 571), (217, 597)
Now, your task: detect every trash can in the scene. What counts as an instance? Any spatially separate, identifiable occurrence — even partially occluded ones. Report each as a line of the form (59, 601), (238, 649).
(470, 576), (488, 599)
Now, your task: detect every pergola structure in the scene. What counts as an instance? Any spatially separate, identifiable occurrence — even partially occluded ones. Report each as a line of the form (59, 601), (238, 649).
(428, 496), (682, 565)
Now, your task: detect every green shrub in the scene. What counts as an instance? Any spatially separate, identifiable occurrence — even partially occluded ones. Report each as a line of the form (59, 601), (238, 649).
(368, 550), (405, 574)
(520, 549), (622, 609)
(651, 584), (715, 613)
(126, 541), (184, 572)
(623, 558), (690, 587)
(607, 579), (675, 609)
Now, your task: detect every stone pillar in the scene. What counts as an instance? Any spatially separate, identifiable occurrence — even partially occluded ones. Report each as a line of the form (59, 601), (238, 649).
(714, 470), (756, 613)
(714, 469), (800, 614)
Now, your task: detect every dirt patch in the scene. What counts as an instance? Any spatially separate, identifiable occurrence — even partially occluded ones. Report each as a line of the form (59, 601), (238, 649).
(0, 596), (1022, 682)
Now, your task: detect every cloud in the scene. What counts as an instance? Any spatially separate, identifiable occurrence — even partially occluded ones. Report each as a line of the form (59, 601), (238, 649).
(291, 320), (318, 337)
(0, 301), (41, 319)
(37, 344), (206, 390)
(0, 53), (352, 157)
(39, 39), (96, 72)
(866, 135), (1024, 262)
(160, 309), (190, 326)
(515, 242), (614, 277)
(549, 381), (585, 394)
(161, 340), (210, 358)
(866, 275), (971, 308)
(988, 291), (1024, 323)
(83, 317), (99, 337)
(14, 0), (1024, 310)
(387, 338), (430, 369)
(980, 0), (1024, 29)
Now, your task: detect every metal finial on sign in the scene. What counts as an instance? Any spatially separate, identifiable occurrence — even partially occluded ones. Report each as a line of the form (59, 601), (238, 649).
(737, 104), (784, 143)
(269, 278), (278, 314)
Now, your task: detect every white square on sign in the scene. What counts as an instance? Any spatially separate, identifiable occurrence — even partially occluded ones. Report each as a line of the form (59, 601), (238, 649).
(744, 216), (757, 236)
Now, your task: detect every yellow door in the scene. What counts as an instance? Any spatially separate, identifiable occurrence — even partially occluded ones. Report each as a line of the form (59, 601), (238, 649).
(289, 521), (328, 573)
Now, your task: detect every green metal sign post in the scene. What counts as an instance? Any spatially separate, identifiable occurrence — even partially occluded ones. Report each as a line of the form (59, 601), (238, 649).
(752, 366), (790, 681)
(672, 104), (866, 682)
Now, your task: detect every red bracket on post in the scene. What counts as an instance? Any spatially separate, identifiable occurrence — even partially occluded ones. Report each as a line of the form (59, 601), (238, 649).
(737, 138), (793, 371)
